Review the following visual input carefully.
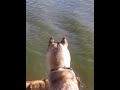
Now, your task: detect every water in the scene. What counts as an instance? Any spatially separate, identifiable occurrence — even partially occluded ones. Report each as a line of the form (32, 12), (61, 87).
(26, 0), (94, 90)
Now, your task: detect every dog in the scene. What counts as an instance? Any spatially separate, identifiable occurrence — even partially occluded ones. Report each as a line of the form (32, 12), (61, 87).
(26, 37), (81, 90)
(46, 37), (80, 90)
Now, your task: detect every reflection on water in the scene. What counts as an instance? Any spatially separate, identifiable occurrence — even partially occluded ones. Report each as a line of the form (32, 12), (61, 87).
(26, 0), (94, 90)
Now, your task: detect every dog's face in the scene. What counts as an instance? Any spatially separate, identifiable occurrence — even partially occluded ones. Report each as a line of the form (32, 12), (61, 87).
(46, 37), (71, 70)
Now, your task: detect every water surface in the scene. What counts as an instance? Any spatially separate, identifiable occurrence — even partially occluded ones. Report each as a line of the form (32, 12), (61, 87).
(26, 0), (94, 90)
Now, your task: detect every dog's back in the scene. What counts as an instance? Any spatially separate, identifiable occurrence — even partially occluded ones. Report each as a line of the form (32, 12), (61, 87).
(49, 69), (79, 90)
(46, 37), (79, 90)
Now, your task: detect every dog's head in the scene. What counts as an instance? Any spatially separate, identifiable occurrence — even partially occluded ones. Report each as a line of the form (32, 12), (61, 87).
(46, 37), (71, 70)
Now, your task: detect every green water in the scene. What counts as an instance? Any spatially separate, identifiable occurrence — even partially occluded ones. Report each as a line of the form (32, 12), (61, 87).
(26, 17), (94, 90)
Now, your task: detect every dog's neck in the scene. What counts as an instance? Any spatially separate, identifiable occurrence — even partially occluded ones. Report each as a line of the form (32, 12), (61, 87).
(50, 67), (72, 71)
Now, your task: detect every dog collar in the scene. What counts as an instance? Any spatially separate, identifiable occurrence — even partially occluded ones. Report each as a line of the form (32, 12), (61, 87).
(51, 67), (73, 71)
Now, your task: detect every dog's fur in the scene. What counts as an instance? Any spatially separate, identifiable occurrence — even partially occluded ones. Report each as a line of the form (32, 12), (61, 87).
(26, 37), (81, 90)
(26, 77), (80, 90)
(46, 37), (80, 90)
(26, 79), (49, 90)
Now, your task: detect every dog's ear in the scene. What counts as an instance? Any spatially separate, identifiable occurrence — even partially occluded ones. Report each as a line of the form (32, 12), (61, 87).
(61, 37), (68, 46)
(49, 37), (55, 46)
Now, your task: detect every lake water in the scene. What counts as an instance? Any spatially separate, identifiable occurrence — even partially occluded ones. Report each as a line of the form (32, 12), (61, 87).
(26, 0), (94, 90)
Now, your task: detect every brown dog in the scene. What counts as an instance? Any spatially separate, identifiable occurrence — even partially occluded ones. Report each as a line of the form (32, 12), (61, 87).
(46, 37), (80, 90)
